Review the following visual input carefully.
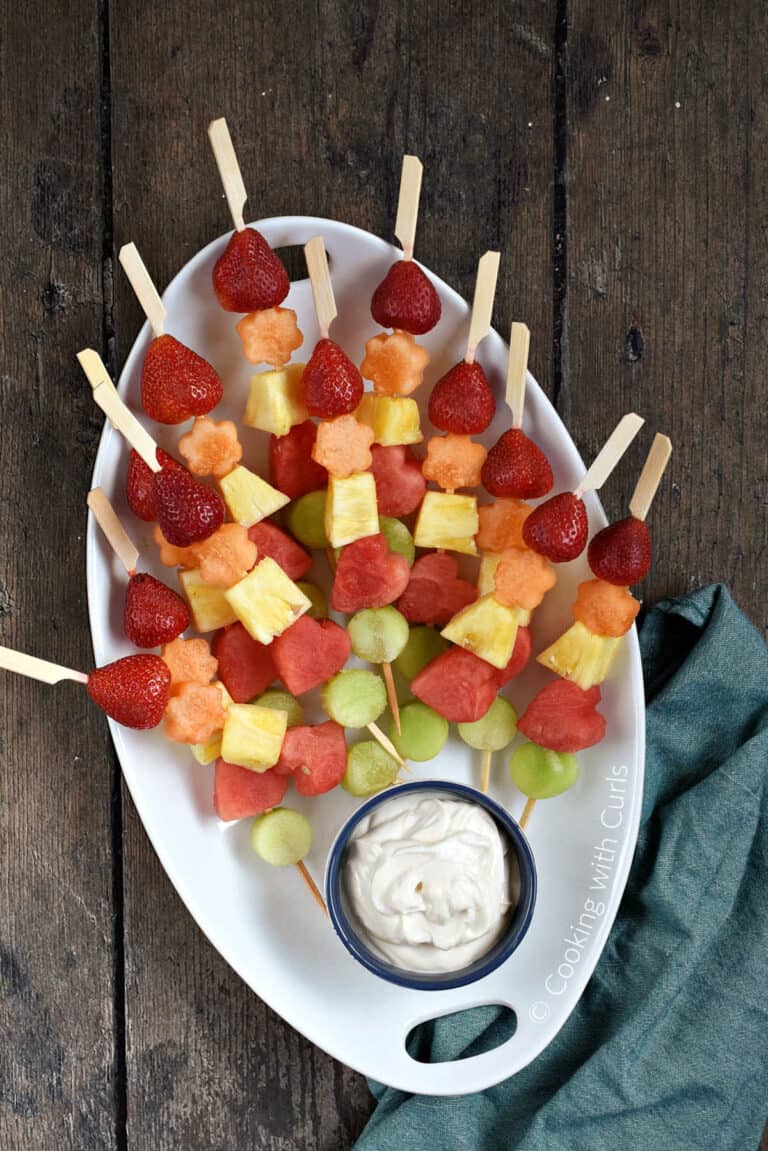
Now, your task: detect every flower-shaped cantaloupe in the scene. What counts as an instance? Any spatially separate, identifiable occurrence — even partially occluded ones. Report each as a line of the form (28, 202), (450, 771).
(361, 331), (430, 397)
(422, 434), (487, 491)
(312, 415), (375, 479)
(161, 637), (218, 690)
(164, 682), (228, 743)
(195, 524), (258, 588)
(179, 416), (243, 478)
(236, 306), (303, 368)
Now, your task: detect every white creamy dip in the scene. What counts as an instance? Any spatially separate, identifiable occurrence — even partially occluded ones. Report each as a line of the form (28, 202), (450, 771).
(343, 793), (518, 973)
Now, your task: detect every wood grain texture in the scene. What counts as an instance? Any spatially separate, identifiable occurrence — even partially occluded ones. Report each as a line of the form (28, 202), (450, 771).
(564, 0), (768, 631)
(108, 1), (554, 1146)
(0, 2), (119, 1148)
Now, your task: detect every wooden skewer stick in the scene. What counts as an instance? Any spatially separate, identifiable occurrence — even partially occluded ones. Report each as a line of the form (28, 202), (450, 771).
(506, 322), (531, 430)
(304, 235), (337, 340)
(296, 860), (327, 915)
(366, 721), (408, 770)
(0, 646), (89, 686)
(394, 155), (423, 260)
(629, 434), (672, 521)
(519, 796), (536, 830)
(118, 243), (166, 339)
(87, 488), (140, 576)
(465, 251), (501, 364)
(573, 413), (645, 499)
(208, 117), (248, 232)
(480, 748), (493, 794)
(381, 661), (401, 735)
(77, 349), (160, 472)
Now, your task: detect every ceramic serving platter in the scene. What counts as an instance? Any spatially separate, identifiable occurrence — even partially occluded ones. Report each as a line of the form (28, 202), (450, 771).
(86, 216), (644, 1096)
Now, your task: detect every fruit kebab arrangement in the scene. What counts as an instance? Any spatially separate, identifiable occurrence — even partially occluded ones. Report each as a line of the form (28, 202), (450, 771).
(0, 124), (673, 914)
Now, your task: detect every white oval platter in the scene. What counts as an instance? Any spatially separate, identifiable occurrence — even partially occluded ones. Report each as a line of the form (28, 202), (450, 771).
(86, 216), (645, 1096)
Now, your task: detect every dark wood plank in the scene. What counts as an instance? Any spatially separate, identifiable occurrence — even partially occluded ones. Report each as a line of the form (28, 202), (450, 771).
(564, 0), (768, 632)
(0, 3), (120, 1148)
(108, 2), (555, 1146)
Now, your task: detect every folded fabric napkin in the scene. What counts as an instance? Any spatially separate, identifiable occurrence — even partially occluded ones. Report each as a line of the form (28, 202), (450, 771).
(355, 586), (768, 1151)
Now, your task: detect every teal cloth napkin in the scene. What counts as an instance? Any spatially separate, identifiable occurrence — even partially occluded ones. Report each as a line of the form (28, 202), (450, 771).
(355, 586), (768, 1151)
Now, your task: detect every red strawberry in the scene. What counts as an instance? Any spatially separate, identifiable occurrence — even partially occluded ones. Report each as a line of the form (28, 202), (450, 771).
(141, 335), (223, 425)
(428, 361), (495, 434)
(523, 492), (588, 563)
(588, 516), (651, 585)
(214, 760), (288, 821)
(153, 468), (225, 547)
(482, 429), (554, 499)
(517, 680), (605, 752)
(276, 721), (347, 796)
(87, 654), (170, 729)
(331, 534), (411, 613)
(302, 338), (364, 418)
(212, 623), (276, 703)
(494, 627), (532, 685)
(212, 228), (290, 313)
(272, 615), (351, 695)
(397, 552), (476, 626)
(126, 448), (183, 522)
(369, 445), (426, 516)
(411, 647), (500, 723)
(247, 521), (312, 580)
(269, 420), (328, 500)
(370, 260), (441, 335)
(123, 573), (190, 648)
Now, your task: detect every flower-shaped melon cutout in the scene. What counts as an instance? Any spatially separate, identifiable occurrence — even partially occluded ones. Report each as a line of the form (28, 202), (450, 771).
(361, 330), (430, 397)
(179, 416), (243, 478)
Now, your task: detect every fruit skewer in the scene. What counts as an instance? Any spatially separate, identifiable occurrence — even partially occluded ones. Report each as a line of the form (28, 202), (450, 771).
(513, 433), (672, 830)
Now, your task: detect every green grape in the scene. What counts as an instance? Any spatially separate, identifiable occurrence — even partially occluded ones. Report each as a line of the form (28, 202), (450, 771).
(287, 490), (328, 549)
(378, 516), (415, 566)
(458, 698), (518, 752)
(389, 702), (448, 762)
(393, 626), (449, 681)
(508, 743), (579, 799)
(296, 581), (328, 620)
(321, 669), (386, 727)
(348, 607), (409, 665)
(251, 807), (313, 866)
(342, 741), (399, 796)
(255, 689), (304, 728)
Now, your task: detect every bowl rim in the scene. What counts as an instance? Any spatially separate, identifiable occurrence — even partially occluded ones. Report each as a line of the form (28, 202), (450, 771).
(324, 779), (538, 991)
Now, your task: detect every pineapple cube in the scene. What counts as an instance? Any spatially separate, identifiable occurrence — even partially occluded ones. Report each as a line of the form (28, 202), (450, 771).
(189, 683), (233, 764)
(356, 394), (423, 446)
(325, 472), (379, 548)
(441, 594), (524, 669)
(414, 492), (479, 555)
(537, 621), (621, 689)
(243, 363), (308, 436)
(220, 703), (287, 772)
(179, 569), (237, 633)
(477, 553), (500, 596)
(219, 465), (289, 527)
(224, 556), (310, 644)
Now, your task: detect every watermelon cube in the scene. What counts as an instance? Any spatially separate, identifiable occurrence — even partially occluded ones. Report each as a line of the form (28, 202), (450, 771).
(269, 419), (328, 499)
(397, 552), (476, 627)
(276, 720), (347, 796)
(212, 622), (277, 703)
(331, 533), (411, 613)
(411, 647), (500, 723)
(369, 444), (426, 517)
(272, 615), (351, 695)
(214, 759), (288, 821)
(517, 680), (606, 752)
(248, 520), (312, 580)
(495, 626), (532, 684)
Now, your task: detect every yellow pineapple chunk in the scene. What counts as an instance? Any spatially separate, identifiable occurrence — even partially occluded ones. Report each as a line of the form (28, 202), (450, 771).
(243, 363), (308, 436)
(179, 569), (237, 633)
(325, 472), (379, 548)
(224, 556), (310, 644)
(219, 465), (289, 527)
(356, 394), (423, 446)
(441, 595), (524, 669)
(220, 703), (287, 772)
(477, 553), (500, 596)
(189, 683), (233, 764)
(414, 491), (478, 555)
(537, 621), (621, 689)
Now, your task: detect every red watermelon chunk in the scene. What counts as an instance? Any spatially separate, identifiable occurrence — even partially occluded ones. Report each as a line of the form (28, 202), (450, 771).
(214, 760), (289, 821)
(331, 533), (411, 613)
(272, 615), (351, 695)
(248, 520), (312, 580)
(411, 647), (500, 722)
(212, 623), (277, 703)
(269, 420), (327, 499)
(369, 444), (426, 516)
(517, 680), (605, 752)
(397, 552), (477, 626)
(276, 721), (347, 796)
(495, 627), (532, 685)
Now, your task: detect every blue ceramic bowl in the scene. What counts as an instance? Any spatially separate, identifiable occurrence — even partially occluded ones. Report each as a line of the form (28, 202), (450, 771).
(325, 780), (537, 990)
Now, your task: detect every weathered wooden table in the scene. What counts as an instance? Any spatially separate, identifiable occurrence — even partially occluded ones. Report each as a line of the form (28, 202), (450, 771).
(1, 2), (766, 1147)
